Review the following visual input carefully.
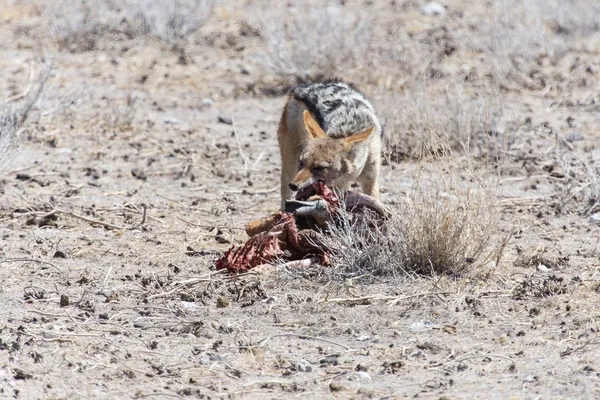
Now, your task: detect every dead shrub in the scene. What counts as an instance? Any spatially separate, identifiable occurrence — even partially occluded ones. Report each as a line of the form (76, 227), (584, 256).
(257, 5), (432, 87)
(0, 62), (53, 174)
(124, 0), (215, 50)
(379, 82), (505, 161)
(321, 178), (500, 278)
(46, 0), (119, 52)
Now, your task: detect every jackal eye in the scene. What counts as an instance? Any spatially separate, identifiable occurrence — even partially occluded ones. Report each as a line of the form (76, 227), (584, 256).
(313, 165), (326, 172)
(298, 160), (304, 169)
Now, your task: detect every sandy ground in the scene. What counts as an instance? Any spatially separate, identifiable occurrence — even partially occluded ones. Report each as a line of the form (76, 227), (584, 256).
(1, 0), (600, 399)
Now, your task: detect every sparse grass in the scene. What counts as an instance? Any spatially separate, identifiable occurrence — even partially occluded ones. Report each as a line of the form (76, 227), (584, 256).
(124, 0), (215, 51)
(257, 5), (432, 87)
(46, 0), (214, 52)
(322, 175), (500, 278)
(0, 62), (53, 174)
(466, 0), (600, 87)
(379, 82), (505, 161)
(46, 0), (118, 52)
(557, 150), (600, 214)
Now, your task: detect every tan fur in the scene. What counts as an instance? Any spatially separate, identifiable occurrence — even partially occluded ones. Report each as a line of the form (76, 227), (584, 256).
(278, 97), (381, 209)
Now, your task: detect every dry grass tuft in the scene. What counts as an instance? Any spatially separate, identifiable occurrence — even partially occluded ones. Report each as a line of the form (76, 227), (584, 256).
(379, 82), (505, 161)
(557, 150), (600, 214)
(321, 177), (500, 279)
(258, 6), (370, 84)
(465, 0), (600, 87)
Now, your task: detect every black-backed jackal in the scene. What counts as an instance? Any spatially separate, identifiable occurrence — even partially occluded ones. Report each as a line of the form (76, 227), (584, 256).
(277, 81), (382, 209)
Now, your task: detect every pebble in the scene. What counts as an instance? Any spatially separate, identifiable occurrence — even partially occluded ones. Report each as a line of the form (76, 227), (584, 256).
(218, 115), (233, 125)
(537, 264), (550, 272)
(589, 213), (600, 224)
(567, 130), (584, 142)
(348, 371), (371, 382)
(294, 359), (312, 372)
(216, 296), (230, 308)
(201, 98), (214, 107)
(421, 2), (446, 16)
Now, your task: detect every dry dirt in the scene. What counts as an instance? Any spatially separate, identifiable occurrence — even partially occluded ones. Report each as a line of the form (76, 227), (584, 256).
(1, 0), (600, 399)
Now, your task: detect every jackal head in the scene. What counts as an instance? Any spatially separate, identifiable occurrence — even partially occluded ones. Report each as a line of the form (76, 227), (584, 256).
(289, 110), (374, 195)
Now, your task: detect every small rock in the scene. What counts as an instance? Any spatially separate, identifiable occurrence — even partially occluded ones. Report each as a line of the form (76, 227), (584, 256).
(294, 359), (312, 372)
(163, 117), (180, 125)
(589, 213), (600, 225)
(409, 320), (436, 331)
(320, 355), (339, 366)
(348, 371), (371, 381)
(59, 295), (69, 307)
(215, 234), (230, 244)
(329, 382), (346, 392)
(357, 335), (370, 341)
(131, 168), (147, 181)
(180, 301), (200, 311)
(537, 264), (549, 272)
(421, 2), (446, 16)
(567, 130), (584, 142)
(201, 98), (214, 107)
(216, 296), (230, 308)
(208, 352), (224, 362)
(218, 115), (233, 125)
(13, 369), (33, 380)
(53, 250), (67, 259)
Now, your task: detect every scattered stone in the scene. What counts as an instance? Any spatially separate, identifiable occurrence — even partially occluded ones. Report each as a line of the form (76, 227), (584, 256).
(15, 173), (31, 181)
(421, 2), (446, 16)
(589, 213), (600, 225)
(180, 301), (200, 311)
(357, 335), (370, 341)
(216, 296), (230, 308)
(131, 168), (147, 181)
(320, 355), (339, 366)
(215, 234), (230, 244)
(567, 130), (584, 142)
(163, 117), (180, 125)
(218, 115), (233, 125)
(59, 295), (69, 307)
(53, 250), (67, 259)
(201, 98), (214, 107)
(294, 359), (313, 372)
(13, 369), (33, 380)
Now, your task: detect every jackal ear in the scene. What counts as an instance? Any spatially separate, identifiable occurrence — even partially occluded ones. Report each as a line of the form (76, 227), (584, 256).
(303, 110), (327, 140)
(342, 127), (375, 150)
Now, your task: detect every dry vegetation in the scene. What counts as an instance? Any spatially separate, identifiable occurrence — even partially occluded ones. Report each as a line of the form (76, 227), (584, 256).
(1, 0), (599, 398)
(322, 177), (499, 278)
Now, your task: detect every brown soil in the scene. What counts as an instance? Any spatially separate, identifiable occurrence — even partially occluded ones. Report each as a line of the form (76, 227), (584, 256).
(1, 1), (599, 399)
